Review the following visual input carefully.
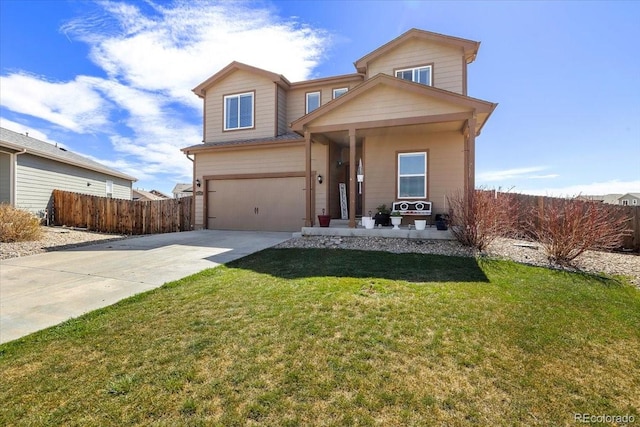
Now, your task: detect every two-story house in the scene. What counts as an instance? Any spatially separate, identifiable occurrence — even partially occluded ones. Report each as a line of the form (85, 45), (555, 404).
(182, 28), (497, 231)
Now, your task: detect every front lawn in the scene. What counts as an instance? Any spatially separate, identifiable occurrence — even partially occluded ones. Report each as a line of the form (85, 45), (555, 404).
(1, 249), (639, 426)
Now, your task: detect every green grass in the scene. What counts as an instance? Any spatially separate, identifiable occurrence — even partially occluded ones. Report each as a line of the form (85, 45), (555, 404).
(1, 249), (639, 426)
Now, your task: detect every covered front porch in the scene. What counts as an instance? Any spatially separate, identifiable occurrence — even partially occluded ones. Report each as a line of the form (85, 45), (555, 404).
(291, 74), (496, 230)
(301, 219), (454, 240)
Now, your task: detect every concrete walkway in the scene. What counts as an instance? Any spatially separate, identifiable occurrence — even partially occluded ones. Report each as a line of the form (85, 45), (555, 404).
(0, 230), (291, 344)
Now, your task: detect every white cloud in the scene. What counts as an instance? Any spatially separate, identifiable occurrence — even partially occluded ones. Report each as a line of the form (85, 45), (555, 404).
(62, 0), (328, 107)
(517, 180), (640, 197)
(1, 1), (331, 192)
(0, 73), (110, 133)
(528, 174), (560, 180)
(477, 166), (553, 182)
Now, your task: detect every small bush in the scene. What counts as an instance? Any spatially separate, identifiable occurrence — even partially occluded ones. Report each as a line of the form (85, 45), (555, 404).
(527, 197), (630, 265)
(447, 189), (520, 251)
(0, 204), (43, 242)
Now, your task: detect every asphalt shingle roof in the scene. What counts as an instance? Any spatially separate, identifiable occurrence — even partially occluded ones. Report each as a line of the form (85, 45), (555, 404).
(182, 132), (304, 151)
(0, 127), (136, 181)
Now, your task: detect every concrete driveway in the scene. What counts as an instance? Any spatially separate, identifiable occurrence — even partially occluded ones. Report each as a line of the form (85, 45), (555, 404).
(0, 230), (291, 344)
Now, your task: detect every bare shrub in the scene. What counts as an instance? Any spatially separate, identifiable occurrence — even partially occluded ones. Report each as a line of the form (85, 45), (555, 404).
(447, 189), (520, 251)
(527, 197), (630, 265)
(0, 204), (43, 243)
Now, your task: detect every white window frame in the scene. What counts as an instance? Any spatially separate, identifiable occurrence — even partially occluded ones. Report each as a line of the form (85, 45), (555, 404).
(397, 152), (427, 199)
(622, 200), (629, 206)
(332, 87), (348, 99)
(306, 91), (321, 114)
(634, 200), (638, 205)
(395, 65), (432, 86)
(106, 180), (113, 198)
(223, 92), (254, 130)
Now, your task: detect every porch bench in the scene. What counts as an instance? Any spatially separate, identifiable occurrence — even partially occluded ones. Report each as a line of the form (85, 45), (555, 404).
(391, 201), (432, 216)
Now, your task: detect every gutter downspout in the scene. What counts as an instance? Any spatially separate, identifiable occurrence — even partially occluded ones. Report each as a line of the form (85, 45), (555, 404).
(184, 152), (196, 230)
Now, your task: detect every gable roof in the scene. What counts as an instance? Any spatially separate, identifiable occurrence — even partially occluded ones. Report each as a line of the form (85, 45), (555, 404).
(172, 183), (193, 194)
(150, 189), (171, 198)
(133, 188), (169, 201)
(291, 73), (497, 133)
(619, 193), (640, 200)
(354, 28), (480, 73)
(0, 127), (136, 182)
(192, 61), (291, 98)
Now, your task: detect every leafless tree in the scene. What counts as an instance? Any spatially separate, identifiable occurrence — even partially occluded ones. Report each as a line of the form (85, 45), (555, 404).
(527, 197), (630, 265)
(447, 189), (520, 251)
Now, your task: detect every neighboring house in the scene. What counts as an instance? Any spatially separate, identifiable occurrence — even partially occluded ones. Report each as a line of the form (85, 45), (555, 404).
(132, 188), (170, 201)
(0, 127), (136, 216)
(619, 193), (640, 206)
(580, 194), (627, 205)
(172, 183), (193, 198)
(150, 189), (171, 199)
(182, 28), (497, 231)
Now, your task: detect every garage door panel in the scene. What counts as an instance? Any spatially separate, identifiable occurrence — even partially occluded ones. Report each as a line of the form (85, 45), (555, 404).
(207, 176), (306, 232)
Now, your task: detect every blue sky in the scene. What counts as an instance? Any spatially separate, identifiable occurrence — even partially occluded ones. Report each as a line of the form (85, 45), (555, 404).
(1, 0), (638, 197)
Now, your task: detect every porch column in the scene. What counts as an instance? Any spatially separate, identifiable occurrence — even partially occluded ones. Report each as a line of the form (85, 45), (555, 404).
(464, 113), (477, 201)
(349, 128), (357, 228)
(305, 130), (312, 227)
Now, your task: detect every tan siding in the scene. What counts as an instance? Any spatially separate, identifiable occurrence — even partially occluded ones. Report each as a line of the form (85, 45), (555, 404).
(310, 85), (470, 128)
(367, 38), (464, 94)
(193, 142), (328, 228)
(197, 145), (304, 175)
(277, 85), (288, 135)
(364, 130), (464, 216)
(286, 84), (356, 126)
(286, 87), (306, 125)
(194, 145), (304, 227)
(203, 69), (276, 142)
(194, 194), (204, 229)
(15, 154), (132, 215)
(311, 143), (328, 217)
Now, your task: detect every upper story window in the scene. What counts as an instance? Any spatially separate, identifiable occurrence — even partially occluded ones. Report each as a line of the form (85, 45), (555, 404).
(398, 152), (427, 198)
(395, 65), (432, 86)
(306, 91), (320, 114)
(332, 87), (348, 99)
(224, 92), (254, 130)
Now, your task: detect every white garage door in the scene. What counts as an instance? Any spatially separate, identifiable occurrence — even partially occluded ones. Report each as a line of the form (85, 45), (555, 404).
(207, 176), (306, 231)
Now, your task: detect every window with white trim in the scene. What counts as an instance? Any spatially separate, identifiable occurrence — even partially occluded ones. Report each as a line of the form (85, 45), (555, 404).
(398, 152), (427, 198)
(332, 87), (348, 98)
(106, 180), (113, 198)
(395, 66), (432, 86)
(224, 92), (254, 130)
(306, 91), (320, 113)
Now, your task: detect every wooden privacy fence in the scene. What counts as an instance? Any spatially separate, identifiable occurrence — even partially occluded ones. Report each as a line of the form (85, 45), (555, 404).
(51, 190), (193, 235)
(492, 191), (640, 252)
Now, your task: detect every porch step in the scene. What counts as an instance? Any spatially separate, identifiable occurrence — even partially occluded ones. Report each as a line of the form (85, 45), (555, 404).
(301, 226), (453, 240)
